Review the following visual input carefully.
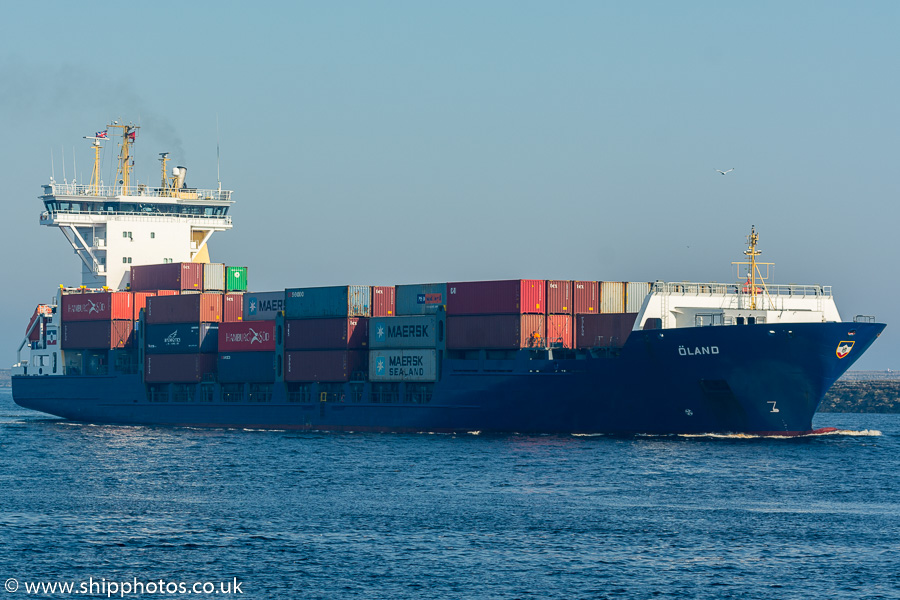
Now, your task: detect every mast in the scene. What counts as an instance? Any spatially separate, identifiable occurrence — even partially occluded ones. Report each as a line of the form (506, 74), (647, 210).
(732, 225), (774, 310)
(107, 121), (139, 194)
(83, 130), (106, 196)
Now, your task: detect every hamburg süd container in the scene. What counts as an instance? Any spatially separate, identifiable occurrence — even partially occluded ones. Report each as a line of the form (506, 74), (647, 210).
(546, 280), (573, 314)
(203, 263), (226, 292)
(395, 283), (447, 315)
(226, 266), (248, 291)
(447, 280), (545, 315)
(446, 314), (545, 350)
(61, 292), (133, 322)
(285, 350), (367, 382)
(218, 321), (277, 352)
(284, 318), (368, 350)
(146, 293), (223, 324)
(223, 293), (244, 322)
(144, 353), (217, 383)
(547, 314), (573, 348)
(130, 262), (203, 292)
(573, 281), (599, 314)
(625, 281), (651, 313)
(242, 291), (285, 321)
(369, 349), (437, 382)
(600, 281), (626, 314)
(217, 352), (277, 383)
(369, 315), (441, 349)
(61, 320), (134, 349)
(285, 285), (371, 319)
(372, 286), (395, 317)
(574, 313), (638, 348)
(145, 322), (219, 354)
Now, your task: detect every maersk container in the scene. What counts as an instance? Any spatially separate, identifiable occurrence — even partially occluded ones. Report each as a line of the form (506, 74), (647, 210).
(547, 314), (573, 349)
(144, 353), (217, 383)
(574, 313), (638, 348)
(146, 293), (222, 324)
(447, 314), (545, 349)
(625, 281), (652, 313)
(61, 320), (134, 349)
(573, 281), (599, 314)
(369, 349), (437, 382)
(203, 263), (226, 292)
(372, 286), (395, 317)
(284, 285), (371, 319)
(218, 352), (277, 383)
(546, 280), (573, 314)
(223, 293), (244, 322)
(285, 318), (368, 350)
(242, 291), (285, 321)
(226, 266), (249, 291)
(130, 263), (203, 292)
(285, 350), (367, 382)
(145, 322), (219, 354)
(395, 283), (447, 315)
(600, 281), (626, 314)
(218, 321), (277, 352)
(369, 315), (440, 349)
(447, 280), (545, 315)
(61, 292), (133, 322)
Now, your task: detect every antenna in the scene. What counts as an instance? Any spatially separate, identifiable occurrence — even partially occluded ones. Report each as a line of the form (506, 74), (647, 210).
(72, 145), (77, 185)
(50, 148), (55, 182)
(216, 113), (221, 193)
(61, 145), (67, 183)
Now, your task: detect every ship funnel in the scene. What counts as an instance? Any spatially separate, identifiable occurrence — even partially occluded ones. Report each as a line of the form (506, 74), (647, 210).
(172, 166), (187, 188)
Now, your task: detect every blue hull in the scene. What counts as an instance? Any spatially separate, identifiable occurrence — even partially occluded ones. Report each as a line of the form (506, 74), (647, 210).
(12, 322), (884, 434)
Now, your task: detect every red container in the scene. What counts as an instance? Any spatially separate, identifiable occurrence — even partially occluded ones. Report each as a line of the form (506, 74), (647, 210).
(447, 314), (545, 349)
(573, 281), (599, 314)
(574, 313), (637, 348)
(285, 318), (368, 350)
(546, 280), (573, 314)
(372, 286), (396, 317)
(447, 280), (545, 315)
(61, 320), (134, 349)
(61, 292), (133, 322)
(223, 293), (244, 323)
(218, 321), (277, 352)
(146, 293), (223, 324)
(133, 291), (155, 320)
(144, 353), (218, 383)
(547, 314), (573, 348)
(130, 263), (203, 292)
(285, 350), (367, 382)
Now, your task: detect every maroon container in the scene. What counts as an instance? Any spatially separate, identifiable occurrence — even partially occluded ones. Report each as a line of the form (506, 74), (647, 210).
(547, 314), (573, 348)
(447, 280), (545, 315)
(130, 263), (203, 292)
(372, 286), (396, 317)
(144, 353), (218, 383)
(61, 320), (134, 349)
(447, 314), (546, 349)
(285, 350), (367, 382)
(546, 280), (573, 315)
(573, 281), (599, 314)
(218, 321), (277, 352)
(574, 313), (637, 348)
(285, 318), (368, 350)
(223, 293), (244, 323)
(146, 293), (223, 324)
(61, 292), (133, 322)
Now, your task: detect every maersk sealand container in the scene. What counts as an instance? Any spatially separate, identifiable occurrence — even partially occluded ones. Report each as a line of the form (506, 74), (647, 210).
(285, 286), (371, 319)
(395, 283), (447, 315)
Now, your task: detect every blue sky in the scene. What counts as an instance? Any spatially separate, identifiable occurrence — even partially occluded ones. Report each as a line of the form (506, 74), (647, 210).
(2, 1), (898, 369)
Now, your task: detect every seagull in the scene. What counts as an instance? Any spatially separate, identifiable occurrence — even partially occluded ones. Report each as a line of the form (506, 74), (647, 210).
(716, 168), (735, 175)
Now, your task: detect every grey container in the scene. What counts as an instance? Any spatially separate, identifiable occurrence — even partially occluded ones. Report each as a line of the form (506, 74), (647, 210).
(395, 283), (447, 315)
(243, 291), (286, 321)
(285, 285), (371, 319)
(369, 315), (440, 349)
(369, 349), (437, 382)
(625, 281), (651, 313)
(203, 263), (226, 292)
(600, 281), (625, 314)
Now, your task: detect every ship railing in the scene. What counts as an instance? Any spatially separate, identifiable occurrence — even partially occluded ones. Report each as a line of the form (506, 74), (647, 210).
(651, 281), (832, 298)
(40, 210), (232, 225)
(43, 182), (233, 202)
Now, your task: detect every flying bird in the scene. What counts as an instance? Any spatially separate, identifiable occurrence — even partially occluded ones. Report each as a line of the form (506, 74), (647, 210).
(716, 168), (735, 175)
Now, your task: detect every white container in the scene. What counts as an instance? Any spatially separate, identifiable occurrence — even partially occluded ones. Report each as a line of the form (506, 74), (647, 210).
(203, 263), (226, 292)
(600, 281), (625, 314)
(625, 281), (651, 313)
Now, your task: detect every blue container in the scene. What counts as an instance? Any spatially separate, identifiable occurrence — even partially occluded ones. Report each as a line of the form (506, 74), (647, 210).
(145, 322), (218, 354)
(285, 285), (371, 319)
(395, 283), (447, 315)
(217, 352), (277, 383)
(243, 291), (286, 321)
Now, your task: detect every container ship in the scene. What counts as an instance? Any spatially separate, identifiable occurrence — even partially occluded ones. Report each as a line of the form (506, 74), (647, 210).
(11, 124), (886, 434)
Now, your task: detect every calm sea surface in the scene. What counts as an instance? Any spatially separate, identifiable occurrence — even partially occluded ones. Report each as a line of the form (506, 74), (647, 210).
(1, 388), (898, 600)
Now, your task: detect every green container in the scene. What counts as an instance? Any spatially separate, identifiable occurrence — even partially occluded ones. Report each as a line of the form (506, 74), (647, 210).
(226, 266), (248, 291)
